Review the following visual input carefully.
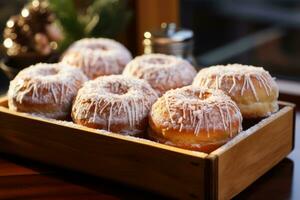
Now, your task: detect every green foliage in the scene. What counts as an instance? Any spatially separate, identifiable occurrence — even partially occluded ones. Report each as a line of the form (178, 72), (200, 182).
(48, 0), (131, 51)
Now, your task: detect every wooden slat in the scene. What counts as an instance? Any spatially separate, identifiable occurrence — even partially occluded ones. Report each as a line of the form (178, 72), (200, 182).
(0, 97), (295, 199)
(0, 97), (206, 158)
(0, 97), (207, 199)
(209, 104), (295, 200)
(0, 168), (166, 200)
(278, 100), (297, 107)
(0, 96), (7, 107)
(0, 157), (43, 177)
(0, 174), (119, 200)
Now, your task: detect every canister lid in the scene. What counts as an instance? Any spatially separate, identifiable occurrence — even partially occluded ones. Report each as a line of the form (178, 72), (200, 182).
(144, 23), (193, 44)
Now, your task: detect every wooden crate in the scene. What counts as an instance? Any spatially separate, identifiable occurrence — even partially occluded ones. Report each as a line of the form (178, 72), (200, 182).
(0, 96), (295, 200)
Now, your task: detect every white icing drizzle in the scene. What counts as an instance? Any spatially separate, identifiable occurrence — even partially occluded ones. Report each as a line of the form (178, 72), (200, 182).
(151, 86), (243, 136)
(123, 54), (197, 96)
(72, 75), (158, 134)
(8, 63), (88, 119)
(61, 38), (132, 79)
(193, 64), (278, 102)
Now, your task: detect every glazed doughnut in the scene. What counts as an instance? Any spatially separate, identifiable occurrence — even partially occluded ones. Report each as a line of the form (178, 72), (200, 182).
(192, 64), (279, 118)
(61, 38), (132, 79)
(72, 75), (158, 136)
(8, 63), (87, 119)
(122, 54), (197, 96)
(148, 86), (242, 153)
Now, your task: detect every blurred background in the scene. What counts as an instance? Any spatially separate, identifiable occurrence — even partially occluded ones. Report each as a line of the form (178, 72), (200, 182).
(0, 0), (299, 99)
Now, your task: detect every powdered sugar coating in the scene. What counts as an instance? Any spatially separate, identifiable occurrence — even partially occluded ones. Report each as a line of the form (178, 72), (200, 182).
(72, 75), (158, 135)
(8, 63), (88, 119)
(122, 54), (197, 96)
(192, 64), (279, 117)
(193, 64), (278, 100)
(150, 86), (242, 135)
(61, 38), (132, 79)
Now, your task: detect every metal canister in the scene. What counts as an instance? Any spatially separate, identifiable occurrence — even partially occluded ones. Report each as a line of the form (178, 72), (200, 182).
(143, 23), (197, 66)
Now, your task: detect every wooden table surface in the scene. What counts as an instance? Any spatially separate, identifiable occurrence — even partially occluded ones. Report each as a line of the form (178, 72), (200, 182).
(0, 112), (299, 200)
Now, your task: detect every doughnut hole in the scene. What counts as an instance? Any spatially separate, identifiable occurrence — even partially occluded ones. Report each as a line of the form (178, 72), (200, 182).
(146, 57), (171, 65)
(193, 90), (212, 100)
(88, 44), (108, 51)
(107, 82), (130, 95)
(38, 68), (59, 76)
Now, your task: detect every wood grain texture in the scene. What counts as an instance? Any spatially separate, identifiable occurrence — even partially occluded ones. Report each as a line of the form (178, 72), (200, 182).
(0, 158), (43, 177)
(0, 96), (7, 107)
(0, 98), (206, 200)
(0, 97), (295, 199)
(0, 175), (111, 200)
(0, 154), (164, 200)
(209, 104), (295, 200)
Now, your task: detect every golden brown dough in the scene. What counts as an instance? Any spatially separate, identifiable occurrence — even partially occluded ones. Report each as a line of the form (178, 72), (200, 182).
(72, 75), (158, 136)
(193, 64), (279, 118)
(61, 38), (132, 79)
(123, 54), (197, 96)
(8, 63), (87, 119)
(148, 86), (242, 153)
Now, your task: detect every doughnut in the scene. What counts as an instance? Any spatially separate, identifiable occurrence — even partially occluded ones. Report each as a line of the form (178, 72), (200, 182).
(61, 38), (132, 79)
(72, 75), (158, 136)
(192, 64), (279, 118)
(8, 63), (88, 119)
(122, 54), (197, 96)
(148, 86), (242, 153)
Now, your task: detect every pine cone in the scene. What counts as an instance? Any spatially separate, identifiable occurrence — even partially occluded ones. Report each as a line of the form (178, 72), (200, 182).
(3, 0), (60, 57)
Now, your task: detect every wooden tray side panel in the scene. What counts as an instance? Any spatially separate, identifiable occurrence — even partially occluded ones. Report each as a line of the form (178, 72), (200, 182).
(0, 107), (207, 200)
(0, 96), (8, 107)
(213, 106), (294, 200)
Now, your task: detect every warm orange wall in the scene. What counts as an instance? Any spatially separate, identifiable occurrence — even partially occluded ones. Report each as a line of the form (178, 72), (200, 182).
(135, 0), (179, 54)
